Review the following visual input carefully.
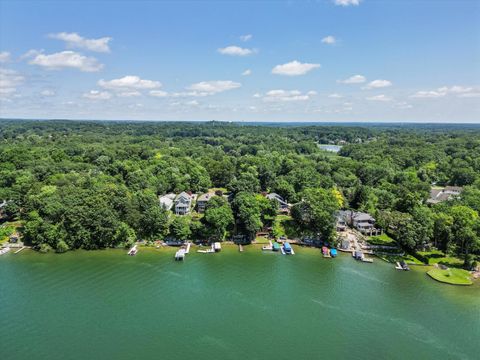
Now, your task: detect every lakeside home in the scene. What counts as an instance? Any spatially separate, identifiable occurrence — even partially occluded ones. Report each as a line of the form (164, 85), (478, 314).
(197, 192), (214, 213)
(339, 210), (379, 235)
(266, 193), (289, 211)
(159, 193), (175, 211)
(427, 186), (463, 204)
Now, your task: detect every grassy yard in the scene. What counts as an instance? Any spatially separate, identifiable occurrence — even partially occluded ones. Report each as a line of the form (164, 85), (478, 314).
(427, 268), (473, 286)
(272, 215), (301, 239)
(376, 253), (424, 265)
(0, 222), (20, 244)
(367, 233), (396, 246)
(254, 236), (270, 244)
(417, 250), (464, 268)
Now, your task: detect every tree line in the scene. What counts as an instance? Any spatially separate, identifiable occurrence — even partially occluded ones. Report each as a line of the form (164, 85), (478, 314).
(0, 120), (478, 268)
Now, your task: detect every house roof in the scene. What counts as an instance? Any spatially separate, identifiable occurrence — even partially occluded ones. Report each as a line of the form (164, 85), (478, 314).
(357, 222), (374, 227)
(428, 186), (463, 204)
(197, 193), (213, 202)
(159, 195), (174, 210)
(353, 213), (374, 222)
(267, 193), (287, 205)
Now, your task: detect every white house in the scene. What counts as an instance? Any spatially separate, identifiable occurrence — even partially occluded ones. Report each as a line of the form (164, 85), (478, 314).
(159, 193), (175, 211)
(175, 192), (193, 215)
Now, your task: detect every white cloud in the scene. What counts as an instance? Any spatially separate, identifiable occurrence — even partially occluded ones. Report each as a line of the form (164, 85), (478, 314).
(117, 91), (141, 97)
(240, 34), (252, 42)
(334, 0), (361, 6)
(186, 100), (199, 106)
(49, 32), (112, 53)
(40, 90), (55, 96)
(253, 93), (261, 98)
(366, 94), (392, 102)
(218, 46), (254, 56)
(272, 60), (320, 76)
(19, 49), (43, 60)
(363, 79), (392, 89)
(328, 93), (343, 98)
(0, 68), (24, 98)
(411, 90), (445, 99)
(98, 75), (161, 90)
(186, 80), (241, 95)
(411, 85), (476, 98)
(242, 69), (252, 76)
(0, 52), (11, 63)
(321, 36), (336, 45)
(149, 90), (169, 97)
(437, 85), (473, 94)
(261, 89), (314, 102)
(83, 90), (112, 100)
(307, 90), (318, 96)
(29, 51), (103, 72)
(338, 74), (366, 84)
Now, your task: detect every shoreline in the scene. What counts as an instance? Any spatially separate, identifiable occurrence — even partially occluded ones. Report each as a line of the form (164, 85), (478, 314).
(6, 243), (478, 288)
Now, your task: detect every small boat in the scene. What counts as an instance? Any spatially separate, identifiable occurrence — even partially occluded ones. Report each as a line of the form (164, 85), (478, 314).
(353, 250), (363, 260)
(395, 262), (404, 270)
(214, 242), (221, 252)
(330, 248), (337, 258)
(272, 242), (281, 251)
(127, 245), (138, 256)
(400, 260), (410, 271)
(283, 242), (292, 255)
(175, 249), (186, 261)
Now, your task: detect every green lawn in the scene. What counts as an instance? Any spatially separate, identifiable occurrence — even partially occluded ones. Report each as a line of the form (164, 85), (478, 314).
(427, 268), (473, 286)
(376, 254), (424, 265)
(0, 222), (19, 243)
(254, 236), (270, 244)
(367, 233), (396, 246)
(272, 215), (301, 239)
(417, 250), (464, 267)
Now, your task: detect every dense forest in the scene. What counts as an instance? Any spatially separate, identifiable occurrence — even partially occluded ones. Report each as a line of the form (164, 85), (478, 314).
(0, 120), (479, 268)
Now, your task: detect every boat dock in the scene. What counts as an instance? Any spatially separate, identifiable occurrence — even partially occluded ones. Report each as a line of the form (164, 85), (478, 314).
(175, 248), (186, 261)
(239, 244), (243, 252)
(185, 242), (191, 254)
(0, 247), (11, 255)
(197, 244), (215, 253)
(14, 246), (26, 254)
(262, 240), (273, 251)
(127, 244), (138, 256)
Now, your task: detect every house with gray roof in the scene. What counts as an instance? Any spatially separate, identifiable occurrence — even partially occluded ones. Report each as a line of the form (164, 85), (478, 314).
(427, 186), (463, 204)
(174, 192), (194, 215)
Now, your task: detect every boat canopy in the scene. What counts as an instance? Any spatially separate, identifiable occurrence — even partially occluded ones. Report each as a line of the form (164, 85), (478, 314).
(283, 242), (292, 251)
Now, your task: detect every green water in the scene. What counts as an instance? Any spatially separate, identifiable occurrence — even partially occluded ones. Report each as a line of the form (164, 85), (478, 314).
(1, 245), (479, 360)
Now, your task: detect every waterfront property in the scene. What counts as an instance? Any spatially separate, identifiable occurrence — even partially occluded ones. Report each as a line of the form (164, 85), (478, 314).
(196, 192), (214, 213)
(427, 186), (463, 204)
(174, 192), (195, 215)
(339, 210), (379, 235)
(266, 192), (289, 212)
(159, 193), (175, 211)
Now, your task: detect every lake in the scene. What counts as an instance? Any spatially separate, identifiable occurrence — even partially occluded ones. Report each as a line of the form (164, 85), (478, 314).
(318, 144), (342, 153)
(1, 245), (478, 360)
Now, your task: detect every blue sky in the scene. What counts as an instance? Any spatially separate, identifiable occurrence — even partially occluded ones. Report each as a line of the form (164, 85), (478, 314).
(0, 0), (479, 122)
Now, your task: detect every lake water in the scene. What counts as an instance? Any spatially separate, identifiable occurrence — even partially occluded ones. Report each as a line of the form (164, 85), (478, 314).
(1, 245), (479, 360)
(318, 144), (342, 153)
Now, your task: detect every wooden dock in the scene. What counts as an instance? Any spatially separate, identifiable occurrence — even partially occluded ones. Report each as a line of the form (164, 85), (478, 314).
(185, 242), (191, 254)
(0, 247), (11, 255)
(14, 246), (26, 254)
(239, 244), (244, 252)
